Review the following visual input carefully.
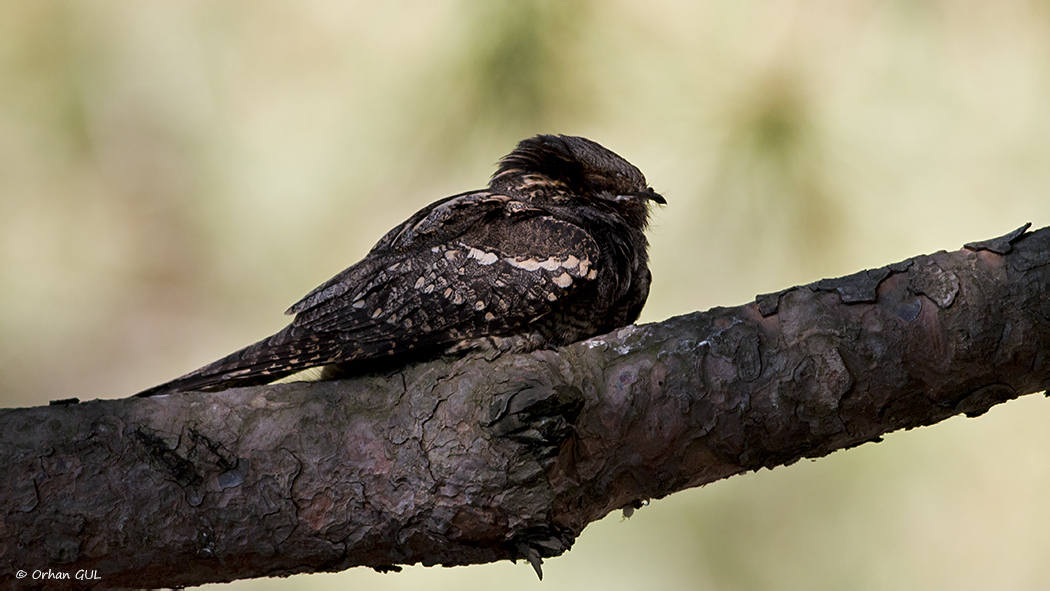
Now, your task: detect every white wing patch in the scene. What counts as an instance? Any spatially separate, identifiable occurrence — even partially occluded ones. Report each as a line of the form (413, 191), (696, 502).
(504, 255), (592, 276)
(467, 247), (499, 265)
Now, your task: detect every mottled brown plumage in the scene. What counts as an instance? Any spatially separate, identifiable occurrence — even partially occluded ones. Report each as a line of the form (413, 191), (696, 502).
(136, 135), (664, 397)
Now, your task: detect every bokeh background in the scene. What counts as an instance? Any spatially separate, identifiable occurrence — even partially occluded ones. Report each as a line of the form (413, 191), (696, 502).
(3, 1), (1050, 589)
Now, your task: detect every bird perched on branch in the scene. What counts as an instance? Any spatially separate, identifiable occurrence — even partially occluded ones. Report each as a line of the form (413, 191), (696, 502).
(136, 134), (665, 397)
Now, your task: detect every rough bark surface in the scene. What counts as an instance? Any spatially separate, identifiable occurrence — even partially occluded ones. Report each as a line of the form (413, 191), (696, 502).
(2, 225), (1049, 589)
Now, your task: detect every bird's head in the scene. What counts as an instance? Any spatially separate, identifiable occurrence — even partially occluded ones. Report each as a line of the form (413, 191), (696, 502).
(491, 135), (666, 226)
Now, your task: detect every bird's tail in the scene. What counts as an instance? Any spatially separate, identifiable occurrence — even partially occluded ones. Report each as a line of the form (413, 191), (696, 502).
(134, 326), (328, 397)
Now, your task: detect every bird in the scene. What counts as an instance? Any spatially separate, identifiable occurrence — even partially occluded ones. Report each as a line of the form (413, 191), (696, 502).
(135, 134), (665, 397)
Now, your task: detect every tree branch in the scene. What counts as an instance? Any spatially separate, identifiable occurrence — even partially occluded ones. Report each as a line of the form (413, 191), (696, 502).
(3, 224), (1049, 588)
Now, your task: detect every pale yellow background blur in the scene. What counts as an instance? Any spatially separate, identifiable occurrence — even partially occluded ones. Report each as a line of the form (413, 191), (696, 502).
(3, 1), (1050, 589)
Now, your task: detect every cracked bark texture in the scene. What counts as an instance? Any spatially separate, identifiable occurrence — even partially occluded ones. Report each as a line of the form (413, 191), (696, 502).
(2, 224), (1049, 589)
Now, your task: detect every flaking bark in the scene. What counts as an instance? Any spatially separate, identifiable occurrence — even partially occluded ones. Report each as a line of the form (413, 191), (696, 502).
(2, 224), (1049, 589)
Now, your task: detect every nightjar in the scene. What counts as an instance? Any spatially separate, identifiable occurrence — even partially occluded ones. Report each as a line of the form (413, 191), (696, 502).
(136, 134), (665, 396)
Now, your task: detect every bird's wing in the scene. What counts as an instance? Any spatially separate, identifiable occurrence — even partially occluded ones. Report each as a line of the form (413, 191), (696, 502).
(284, 211), (602, 362)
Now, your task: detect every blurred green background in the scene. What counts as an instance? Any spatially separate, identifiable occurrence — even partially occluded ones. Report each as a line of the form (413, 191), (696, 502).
(3, 1), (1050, 589)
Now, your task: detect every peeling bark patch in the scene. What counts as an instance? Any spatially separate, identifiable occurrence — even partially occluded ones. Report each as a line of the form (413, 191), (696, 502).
(216, 460), (247, 489)
(1009, 229), (1050, 271)
(10, 476), (39, 512)
(955, 383), (1018, 418)
(964, 222), (1030, 255)
(908, 259), (959, 308)
(734, 332), (762, 382)
(894, 297), (923, 322)
(49, 397), (80, 405)
(756, 289), (788, 317)
(875, 276), (922, 322)
(812, 267), (891, 303)
(818, 349), (853, 403)
(887, 259), (914, 273)
(792, 348), (852, 435)
(757, 263), (902, 315)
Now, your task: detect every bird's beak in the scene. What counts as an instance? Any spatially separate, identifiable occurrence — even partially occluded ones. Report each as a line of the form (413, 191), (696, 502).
(646, 189), (666, 205)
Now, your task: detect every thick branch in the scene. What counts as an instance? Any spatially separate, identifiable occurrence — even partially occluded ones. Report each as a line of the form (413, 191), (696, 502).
(2, 225), (1049, 588)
